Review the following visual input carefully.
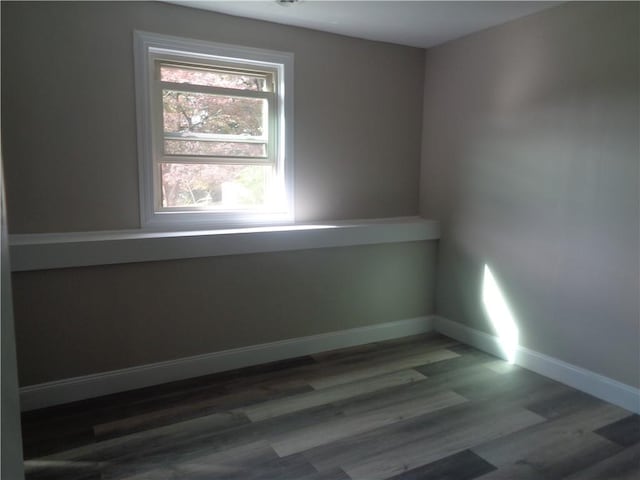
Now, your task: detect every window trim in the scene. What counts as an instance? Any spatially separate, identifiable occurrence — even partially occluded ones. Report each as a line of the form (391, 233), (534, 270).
(134, 31), (294, 230)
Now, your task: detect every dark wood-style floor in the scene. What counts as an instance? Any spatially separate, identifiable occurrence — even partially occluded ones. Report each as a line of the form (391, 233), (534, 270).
(21, 333), (640, 480)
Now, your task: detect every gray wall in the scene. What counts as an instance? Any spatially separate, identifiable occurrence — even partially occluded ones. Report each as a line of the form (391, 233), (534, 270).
(1, 1), (424, 233)
(13, 242), (434, 385)
(1, 154), (24, 478)
(421, 2), (639, 387)
(1, 2), (431, 386)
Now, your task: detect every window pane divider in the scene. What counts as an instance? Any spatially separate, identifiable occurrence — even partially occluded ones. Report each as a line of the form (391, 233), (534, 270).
(159, 156), (272, 165)
(164, 132), (267, 143)
(160, 81), (274, 100)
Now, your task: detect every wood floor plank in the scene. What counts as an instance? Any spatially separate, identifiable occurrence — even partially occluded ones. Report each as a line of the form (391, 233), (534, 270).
(304, 400), (545, 474)
(93, 383), (314, 438)
(483, 360), (518, 374)
(103, 440), (277, 479)
(22, 428), (97, 462)
(451, 363), (560, 403)
(115, 334), (448, 413)
(23, 355), (316, 424)
(471, 402), (629, 479)
(21, 334), (637, 480)
(311, 333), (454, 364)
(22, 355), (317, 458)
(109, 443), (348, 480)
(271, 389), (467, 456)
(36, 411), (249, 463)
(336, 359), (563, 421)
(238, 368), (426, 421)
(213, 336), (456, 401)
(385, 449), (497, 480)
(474, 466), (548, 480)
(525, 387), (611, 420)
(310, 342), (381, 362)
(24, 459), (105, 480)
(46, 379), (453, 473)
(473, 434), (621, 480)
(173, 446), (317, 480)
(339, 405), (545, 480)
(415, 348), (497, 377)
(180, 453), (318, 480)
(562, 444), (640, 480)
(304, 339), (458, 384)
(594, 414), (640, 447)
(295, 469), (351, 480)
(110, 469), (174, 480)
(308, 348), (459, 389)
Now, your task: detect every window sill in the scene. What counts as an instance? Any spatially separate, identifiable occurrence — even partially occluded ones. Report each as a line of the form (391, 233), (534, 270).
(9, 217), (440, 272)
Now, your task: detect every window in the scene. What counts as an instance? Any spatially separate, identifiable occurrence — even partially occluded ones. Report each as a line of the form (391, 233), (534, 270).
(134, 32), (293, 229)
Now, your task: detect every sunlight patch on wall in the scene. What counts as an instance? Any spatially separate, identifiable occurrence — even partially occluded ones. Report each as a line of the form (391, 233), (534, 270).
(482, 264), (520, 364)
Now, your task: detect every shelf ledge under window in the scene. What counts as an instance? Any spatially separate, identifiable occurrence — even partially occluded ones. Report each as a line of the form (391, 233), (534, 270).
(8, 217), (440, 272)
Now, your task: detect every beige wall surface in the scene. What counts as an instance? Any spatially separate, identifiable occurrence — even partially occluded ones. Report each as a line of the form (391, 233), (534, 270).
(13, 241), (435, 386)
(2, 2), (433, 387)
(421, 2), (639, 387)
(1, 1), (424, 233)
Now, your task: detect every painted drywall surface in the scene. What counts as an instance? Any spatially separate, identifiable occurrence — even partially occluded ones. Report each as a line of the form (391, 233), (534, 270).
(1, 156), (24, 478)
(13, 241), (435, 386)
(420, 2), (639, 387)
(2, 2), (432, 389)
(1, 1), (424, 233)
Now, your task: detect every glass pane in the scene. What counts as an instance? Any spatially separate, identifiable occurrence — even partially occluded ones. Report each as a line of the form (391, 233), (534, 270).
(160, 64), (268, 91)
(163, 90), (266, 137)
(161, 163), (273, 208)
(164, 140), (266, 158)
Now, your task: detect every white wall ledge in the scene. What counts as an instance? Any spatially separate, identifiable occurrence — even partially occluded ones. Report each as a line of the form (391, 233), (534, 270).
(9, 217), (439, 272)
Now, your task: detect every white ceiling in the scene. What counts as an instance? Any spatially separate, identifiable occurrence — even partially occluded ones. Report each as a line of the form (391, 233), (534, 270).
(166, 1), (561, 49)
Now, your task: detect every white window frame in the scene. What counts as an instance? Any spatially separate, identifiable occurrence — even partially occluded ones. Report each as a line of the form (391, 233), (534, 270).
(134, 31), (294, 230)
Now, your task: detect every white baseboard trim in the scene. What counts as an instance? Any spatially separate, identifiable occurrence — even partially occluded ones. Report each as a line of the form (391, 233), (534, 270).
(433, 316), (640, 414)
(19, 316), (434, 411)
(21, 315), (639, 414)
